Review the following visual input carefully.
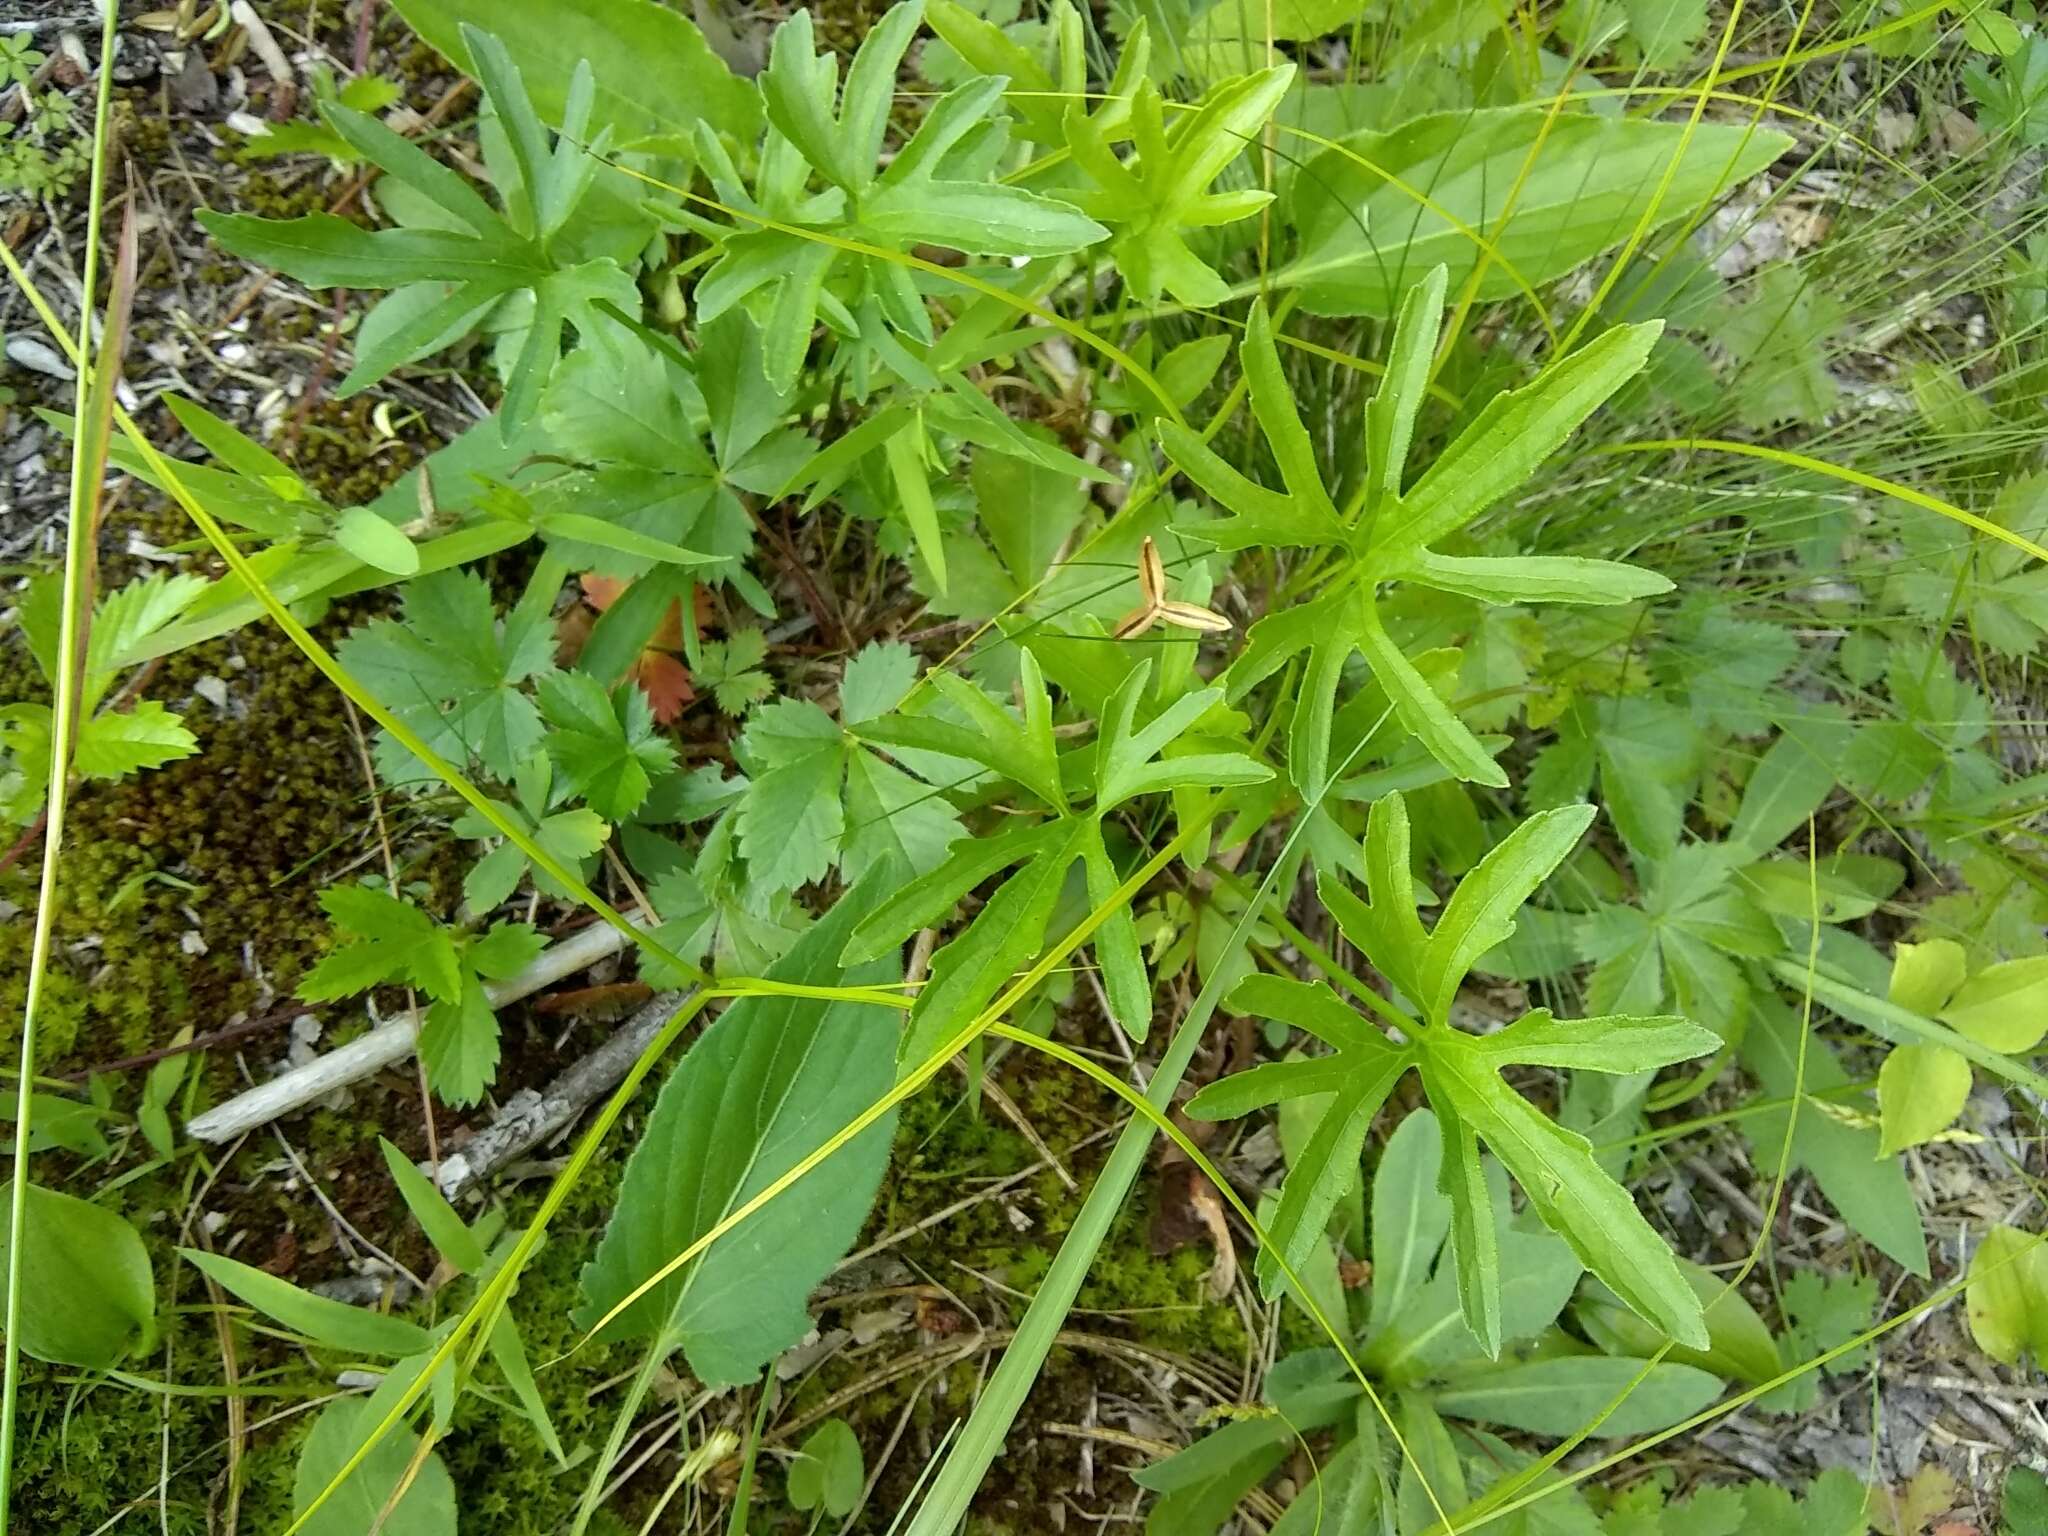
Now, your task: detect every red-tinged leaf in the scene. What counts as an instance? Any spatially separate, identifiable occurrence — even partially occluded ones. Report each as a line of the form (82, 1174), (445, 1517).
(635, 650), (696, 724)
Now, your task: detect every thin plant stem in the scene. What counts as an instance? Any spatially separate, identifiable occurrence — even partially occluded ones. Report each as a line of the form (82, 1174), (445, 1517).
(0, 1), (123, 1521)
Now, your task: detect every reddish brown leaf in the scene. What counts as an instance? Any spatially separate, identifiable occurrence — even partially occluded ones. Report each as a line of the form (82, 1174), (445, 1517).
(635, 650), (696, 724)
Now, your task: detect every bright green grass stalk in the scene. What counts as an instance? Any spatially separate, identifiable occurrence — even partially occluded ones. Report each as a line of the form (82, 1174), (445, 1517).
(0, 3), (121, 1522)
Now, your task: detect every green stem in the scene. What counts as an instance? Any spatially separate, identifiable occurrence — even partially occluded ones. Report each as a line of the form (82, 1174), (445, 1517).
(899, 724), (1378, 1536)
(0, 3), (121, 1521)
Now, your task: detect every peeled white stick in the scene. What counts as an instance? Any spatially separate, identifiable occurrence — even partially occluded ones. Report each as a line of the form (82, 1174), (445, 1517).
(185, 916), (649, 1143)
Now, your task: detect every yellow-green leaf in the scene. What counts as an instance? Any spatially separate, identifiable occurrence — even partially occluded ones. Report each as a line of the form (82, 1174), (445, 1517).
(1888, 937), (1967, 1016)
(1939, 955), (2048, 1054)
(1966, 1225), (2048, 1365)
(1875, 1043), (1972, 1157)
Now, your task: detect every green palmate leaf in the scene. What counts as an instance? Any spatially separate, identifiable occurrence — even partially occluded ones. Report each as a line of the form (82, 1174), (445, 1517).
(859, 658), (1266, 1046)
(1419, 1019), (1712, 1354)
(1371, 320), (1663, 558)
(537, 671), (677, 821)
(292, 1400), (457, 1536)
(1577, 843), (1781, 1037)
(200, 26), (636, 428)
(1196, 793), (1712, 1353)
(574, 884), (901, 1385)
(1190, 286), (1665, 794)
(694, 628), (774, 717)
(734, 698), (848, 891)
(1064, 64), (1293, 306)
(0, 1184), (156, 1368)
(733, 672), (965, 895)
(700, 3), (1099, 389)
(1284, 108), (1793, 315)
(338, 568), (554, 782)
(299, 884), (464, 1004)
(182, 1249), (432, 1357)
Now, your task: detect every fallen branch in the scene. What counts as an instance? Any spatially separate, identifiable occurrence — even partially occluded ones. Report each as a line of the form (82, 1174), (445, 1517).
(184, 917), (646, 1143)
(432, 990), (689, 1197)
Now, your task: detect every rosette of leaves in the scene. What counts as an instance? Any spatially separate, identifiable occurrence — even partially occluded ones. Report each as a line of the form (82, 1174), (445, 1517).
(199, 26), (639, 432)
(684, 0), (1108, 390)
(1165, 268), (1673, 801)
(842, 652), (1271, 1052)
(1187, 791), (1718, 1355)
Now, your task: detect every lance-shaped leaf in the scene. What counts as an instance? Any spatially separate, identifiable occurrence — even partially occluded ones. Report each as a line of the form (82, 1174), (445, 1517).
(574, 883), (901, 1386)
(1186, 973), (1415, 1295)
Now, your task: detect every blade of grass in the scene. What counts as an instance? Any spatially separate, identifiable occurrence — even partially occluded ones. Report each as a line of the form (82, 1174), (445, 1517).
(1593, 438), (2048, 566)
(0, 4), (123, 1522)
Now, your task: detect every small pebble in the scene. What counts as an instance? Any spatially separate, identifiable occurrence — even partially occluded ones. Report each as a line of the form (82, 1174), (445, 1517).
(5, 336), (75, 381)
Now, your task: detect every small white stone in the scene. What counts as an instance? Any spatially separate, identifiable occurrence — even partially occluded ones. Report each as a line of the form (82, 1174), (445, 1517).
(5, 336), (76, 381)
(181, 929), (209, 956)
(194, 675), (230, 710)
